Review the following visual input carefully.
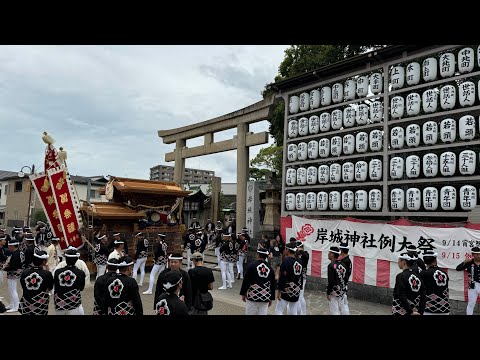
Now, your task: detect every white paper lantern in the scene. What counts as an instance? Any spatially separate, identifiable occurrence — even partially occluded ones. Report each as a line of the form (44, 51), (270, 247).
(459, 81), (476, 107)
(309, 115), (320, 134)
(286, 168), (297, 186)
(423, 121), (438, 145)
(391, 66), (405, 89)
(440, 85), (456, 110)
(343, 134), (355, 155)
(343, 107), (356, 128)
(306, 192), (317, 211)
(406, 155), (421, 178)
(366, 159), (381, 181)
(422, 89), (438, 113)
(342, 162), (354, 183)
(299, 92), (310, 112)
(406, 62), (421, 85)
(329, 191), (341, 210)
(458, 47), (474, 74)
(288, 120), (298, 138)
(330, 136), (342, 156)
(307, 140), (318, 159)
(296, 193), (306, 210)
(406, 188), (421, 210)
(297, 142), (308, 161)
(423, 187), (439, 211)
(390, 157), (404, 179)
(318, 165), (329, 184)
(441, 186), (457, 210)
(356, 75), (369, 97)
(332, 83), (344, 103)
(329, 164), (341, 183)
(459, 115), (476, 140)
(298, 117), (309, 136)
(321, 86), (332, 106)
(423, 57), (438, 82)
(439, 52), (456, 78)
(369, 129), (383, 151)
(355, 161), (368, 182)
(370, 72), (383, 94)
(285, 193), (295, 210)
(406, 92), (421, 116)
(460, 185), (477, 210)
(391, 126), (405, 149)
(440, 118), (456, 143)
(331, 109), (343, 130)
(370, 101), (383, 122)
(391, 96), (405, 118)
(296, 167), (307, 186)
(391, 188), (405, 211)
(317, 192), (328, 210)
(440, 152), (456, 176)
(423, 153), (439, 177)
(342, 190), (354, 210)
(289, 96), (299, 114)
(356, 132), (369, 153)
(320, 112), (331, 132)
(459, 150), (476, 175)
(355, 190), (368, 211)
(287, 143), (298, 162)
(406, 124), (421, 147)
(310, 89), (321, 109)
(344, 79), (356, 101)
(307, 166), (317, 185)
(318, 138), (330, 158)
(369, 189), (382, 211)
(356, 104), (369, 125)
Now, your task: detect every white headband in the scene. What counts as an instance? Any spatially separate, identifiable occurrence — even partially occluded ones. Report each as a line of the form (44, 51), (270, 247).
(329, 248), (341, 254)
(168, 254), (183, 260)
(163, 277), (182, 290)
(34, 252), (49, 259)
(65, 252), (80, 258)
(98, 235), (107, 240)
(113, 233), (120, 236)
(117, 260), (134, 267)
(399, 253), (415, 261)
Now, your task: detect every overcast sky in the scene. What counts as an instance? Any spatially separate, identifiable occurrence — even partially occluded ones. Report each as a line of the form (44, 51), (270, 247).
(0, 45), (287, 182)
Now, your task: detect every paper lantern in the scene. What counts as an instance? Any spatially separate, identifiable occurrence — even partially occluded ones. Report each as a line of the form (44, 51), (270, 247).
(320, 112), (331, 132)
(342, 162), (354, 183)
(299, 92), (310, 111)
(369, 189), (382, 211)
(422, 57), (438, 82)
(321, 86), (332, 106)
(296, 193), (306, 211)
(406, 62), (421, 85)
(331, 109), (343, 130)
(422, 89), (438, 113)
(439, 52), (455, 78)
(370, 101), (383, 122)
(406, 188), (421, 210)
(478, 46), (480, 68)
(423, 121), (438, 145)
(406, 124), (420, 147)
(342, 190), (354, 210)
(406, 92), (421, 116)
(343, 107), (356, 128)
(343, 134), (355, 155)
(459, 150), (476, 175)
(458, 47), (474, 74)
(391, 65), (405, 89)
(369, 129), (383, 151)
(307, 166), (318, 185)
(370, 72), (383, 94)
(354, 161), (367, 182)
(423, 153), (439, 177)
(391, 188), (405, 211)
(356, 75), (369, 97)
(329, 163), (341, 183)
(297, 142), (308, 161)
(332, 83), (344, 103)
(330, 136), (342, 156)
(287, 143), (298, 162)
(440, 152), (456, 176)
(289, 96), (299, 114)
(369, 159), (382, 181)
(310, 89), (321, 109)
(285, 193), (295, 210)
(298, 117), (309, 136)
(356, 104), (369, 125)
(423, 187), (438, 211)
(318, 138), (330, 158)
(459, 115), (476, 140)
(440, 186), (457, 210)
(317, 192), (328, 210)
(440, 118), (456, 143)
(356, 132), (368, 153)
(306, 192), (317, 211)
(344, 79), (356, 101)
(390, 126), (405, 149)
(307, 140), (319, 159)
(390, 157), (404, 179)
(318, 165), (329, 184)
(286, 168), (296, 186)
(329, 191), (341, 210)
(355, 190), (368, 211)
(406, 155), (421, 178)
(459, 81), (475, 107)
(288, 120), (298, 138)
(296, 167), (307, 186)
(440, 85), (456, 110)
(391, 96), (405, 118)
(460, 185), (477, 210)
(309, 115), (320, 134)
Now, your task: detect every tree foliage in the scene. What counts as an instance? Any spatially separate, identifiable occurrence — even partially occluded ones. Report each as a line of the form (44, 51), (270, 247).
(249, 144), (283, 180)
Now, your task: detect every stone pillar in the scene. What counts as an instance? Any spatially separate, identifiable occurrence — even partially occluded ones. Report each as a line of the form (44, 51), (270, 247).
(173, 139), (186, 185)
(236, 123), (249, 231)
(246, 180), (261, 245)
(210, 176), (221, 222)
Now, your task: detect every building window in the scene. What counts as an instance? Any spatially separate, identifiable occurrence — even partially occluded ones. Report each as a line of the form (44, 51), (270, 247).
(0, 189), (2, 198)
(190, 201), (199, 210)
(4, 185), (7, 195)
(183, 201), (190, 211)
(90, 190), (99, 199)
(14, 181), (23, 192)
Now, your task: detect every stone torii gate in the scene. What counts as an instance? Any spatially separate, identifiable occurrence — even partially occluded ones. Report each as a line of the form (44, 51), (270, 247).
(158, 96), (274, 230)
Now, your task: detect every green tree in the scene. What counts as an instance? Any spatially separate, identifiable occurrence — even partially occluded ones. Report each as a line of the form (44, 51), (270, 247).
(33, 209), (48, 225)
(250, 144), (283, 179)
